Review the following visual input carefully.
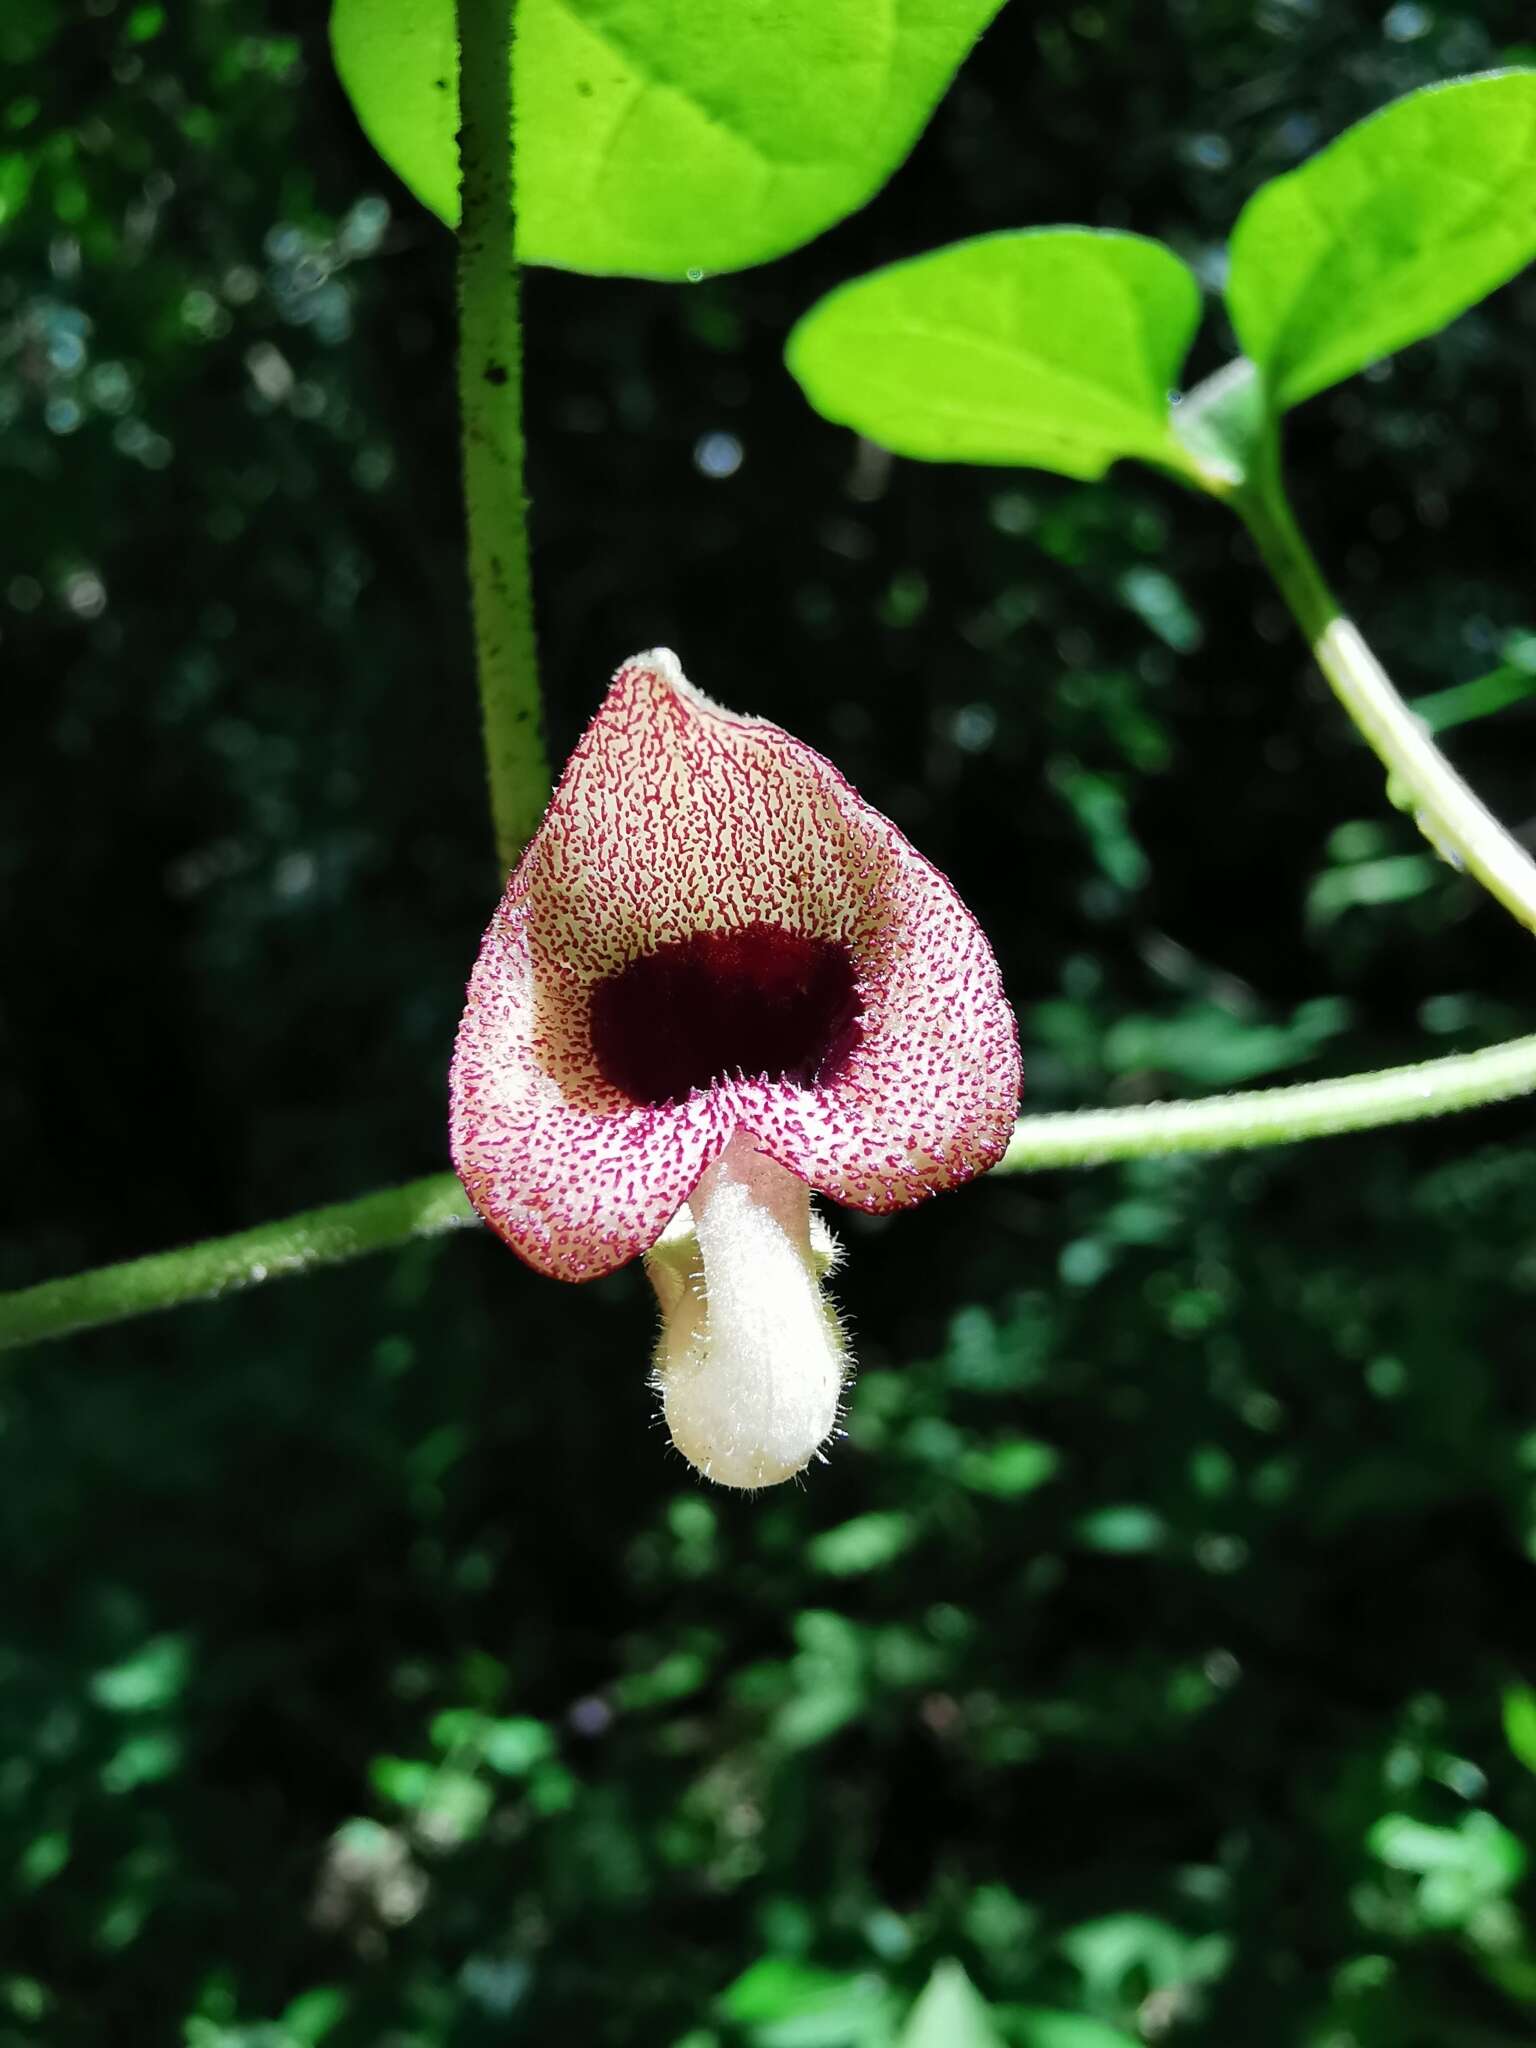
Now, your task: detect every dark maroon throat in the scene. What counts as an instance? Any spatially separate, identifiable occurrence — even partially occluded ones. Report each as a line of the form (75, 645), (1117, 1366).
(589, 922), (863, 1107)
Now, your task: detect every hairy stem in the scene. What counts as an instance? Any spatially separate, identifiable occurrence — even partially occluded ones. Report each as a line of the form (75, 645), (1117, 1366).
(997, 1031), (1536, 1171)
(0, 1176), (476, 1354)
(1234, 457), (1536, 937)
(458, 0), (548, 873)
(10, 1032), (1536, 1352)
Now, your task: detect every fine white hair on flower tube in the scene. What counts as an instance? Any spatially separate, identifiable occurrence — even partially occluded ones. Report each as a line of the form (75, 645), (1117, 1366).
(646, 1133), (847, 1490)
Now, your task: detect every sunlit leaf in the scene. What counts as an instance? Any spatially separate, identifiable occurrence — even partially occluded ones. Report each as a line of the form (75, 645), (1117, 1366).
(282, 1986), (349, 2044)
(896, 1961), (1004, 2048)
(370, 1756), (435, 1806)
(787, 230), (1204, 483)
(1368, 1810), (1526, 1928)
(1227, 70), (1536, 410)
(480, 1716), (557, 1772)
(330, 0), (1006, 278)
(1060, 1914), (1229, 2002)
(718, 1956), (891, 2045)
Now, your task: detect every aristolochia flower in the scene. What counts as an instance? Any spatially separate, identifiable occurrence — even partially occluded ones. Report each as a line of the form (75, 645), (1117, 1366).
(450, 651), (1020, 1489)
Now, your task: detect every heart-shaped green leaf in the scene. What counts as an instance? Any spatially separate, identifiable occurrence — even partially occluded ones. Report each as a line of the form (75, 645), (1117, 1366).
(329, 0), (1006, 280)
(785, 229), (1206, 483)
(1228, 69), (1536, 411)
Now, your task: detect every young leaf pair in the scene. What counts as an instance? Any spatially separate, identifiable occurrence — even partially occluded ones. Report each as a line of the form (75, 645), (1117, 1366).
(786, 71), (1536, 492)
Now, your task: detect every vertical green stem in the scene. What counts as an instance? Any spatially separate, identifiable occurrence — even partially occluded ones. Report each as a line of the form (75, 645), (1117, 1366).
(1234, 447), (1536, 939)
(457, 0), (549, 874)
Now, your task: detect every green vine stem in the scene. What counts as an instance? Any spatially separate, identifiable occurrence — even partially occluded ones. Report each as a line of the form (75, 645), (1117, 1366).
(8, 1033), (1536, 1351)
(1233, 446), (1536, 940)
(458, 0), (549, 873)
(0, 1177), (475, 1354)
(997, 1030), (1536, 1171)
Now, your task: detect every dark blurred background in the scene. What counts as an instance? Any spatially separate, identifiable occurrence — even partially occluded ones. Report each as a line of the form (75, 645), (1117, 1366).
(5, 2), (1536, 2042)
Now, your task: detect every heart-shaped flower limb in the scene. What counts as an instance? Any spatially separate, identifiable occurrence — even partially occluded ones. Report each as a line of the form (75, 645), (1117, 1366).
(450, 651), (1021, 1490)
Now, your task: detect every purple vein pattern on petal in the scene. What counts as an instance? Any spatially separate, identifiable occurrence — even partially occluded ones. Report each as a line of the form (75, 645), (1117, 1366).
(450, 650), (1021, 1281)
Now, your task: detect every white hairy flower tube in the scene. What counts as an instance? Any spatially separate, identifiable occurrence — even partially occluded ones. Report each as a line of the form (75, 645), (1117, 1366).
(646, 1133), (846, 1490)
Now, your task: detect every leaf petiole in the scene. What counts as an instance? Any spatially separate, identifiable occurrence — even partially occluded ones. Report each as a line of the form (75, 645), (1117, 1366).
(1234, 439), (1536, 940)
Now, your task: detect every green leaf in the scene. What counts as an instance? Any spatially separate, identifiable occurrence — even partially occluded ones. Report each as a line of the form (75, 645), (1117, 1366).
(88, 1634), (191, 1714)
(100, 1731), (182, 1793)
(896, 1962), (1004, 2048)
(786, 230), (1205, 483)
(1003, 2013), (1139, 2048)
(369, 1756), (437, 1806)
(613, 1648), (711, 1709)
(1504, 1682), (1536, 1774)
(717, 1958), (894, 2045)
(1073, 1505), (1165, 1553)
(1368, 1807), (1527, 1923)
(0, 151), (32, 229)
(808, 1511), (916, 1577)
(480, 1715), (556, 1772)
(1306, 853), (1441, 928)
(329, 0), (1005, 279)
(18, 1829), (70, 1890)
(281, 1987), (349, 2044)
(957, 1438), (1060, 1499)
(1227, 70), (1536, 411)
(1409, 652), (1536, 735)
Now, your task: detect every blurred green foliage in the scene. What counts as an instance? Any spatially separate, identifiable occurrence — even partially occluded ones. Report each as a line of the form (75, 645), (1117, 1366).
(6, 2), (1536, 2045)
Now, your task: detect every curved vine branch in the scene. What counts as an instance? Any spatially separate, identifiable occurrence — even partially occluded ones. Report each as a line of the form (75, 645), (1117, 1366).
(997, 1031), (1536, 1171)
(7, 1033), (1536, 1352)
(0, 1177), (475, 1354)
